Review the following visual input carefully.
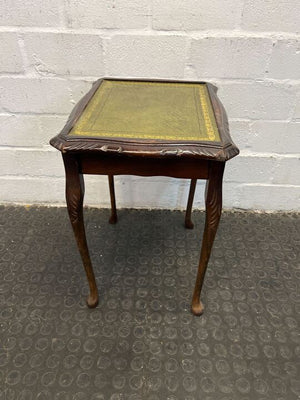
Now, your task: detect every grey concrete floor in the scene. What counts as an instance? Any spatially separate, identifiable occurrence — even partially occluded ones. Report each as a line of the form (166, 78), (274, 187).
(0, 206), (299, 399)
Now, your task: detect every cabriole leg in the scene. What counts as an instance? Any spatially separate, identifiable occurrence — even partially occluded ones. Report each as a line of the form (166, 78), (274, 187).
(63, 154), (98, 308)
(191, 162), (225, 316)
(108, 175), (118, 224)
(185, 178), (197, 229)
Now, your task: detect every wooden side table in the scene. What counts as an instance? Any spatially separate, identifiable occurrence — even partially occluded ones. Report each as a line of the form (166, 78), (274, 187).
(50, 78), (239, 315)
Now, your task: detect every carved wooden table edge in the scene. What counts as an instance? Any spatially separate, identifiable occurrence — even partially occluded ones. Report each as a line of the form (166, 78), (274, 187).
(50, 77), (239, 316)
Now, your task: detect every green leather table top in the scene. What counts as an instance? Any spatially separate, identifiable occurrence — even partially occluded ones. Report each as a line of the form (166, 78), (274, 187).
(69, 80), (220, 142)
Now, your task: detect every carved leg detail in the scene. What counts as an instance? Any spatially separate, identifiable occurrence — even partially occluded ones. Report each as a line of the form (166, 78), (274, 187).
(108, 175), (118, 224)
(192, 162), (225, 316)
(185, 179), (197, 229)
(63, 154), (99, 308)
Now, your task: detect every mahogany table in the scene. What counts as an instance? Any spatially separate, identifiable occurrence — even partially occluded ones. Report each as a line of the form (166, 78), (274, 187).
(50, 78), (239, 315)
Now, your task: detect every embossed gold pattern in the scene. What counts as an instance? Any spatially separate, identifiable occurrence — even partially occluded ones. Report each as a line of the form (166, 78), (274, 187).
(69, 80), (220, 142)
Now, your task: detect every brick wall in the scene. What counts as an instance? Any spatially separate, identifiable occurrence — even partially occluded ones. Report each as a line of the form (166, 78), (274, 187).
(0, 0), (299, 210)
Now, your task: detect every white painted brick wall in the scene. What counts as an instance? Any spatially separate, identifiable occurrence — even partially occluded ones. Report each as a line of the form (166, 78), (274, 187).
(293, 94), (300, 121)
(242, 0), (300, 33)
(0, 33), (23, 73)
(152, 0), (244, 30)
(0, 0), (63, 27)
(24, 33), (104, 77)
(0, 0), (299, 211)
(106, 35), (187, 78)
(269, 40), (300, 79)
(218, 82), (297, 120)
(190, 37), (273, 79)
(0, 78), (91, 113)
(66, 0), (150, 30)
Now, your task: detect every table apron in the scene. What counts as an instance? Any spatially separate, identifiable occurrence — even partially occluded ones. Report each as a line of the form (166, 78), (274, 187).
(79, 154), (209, 179)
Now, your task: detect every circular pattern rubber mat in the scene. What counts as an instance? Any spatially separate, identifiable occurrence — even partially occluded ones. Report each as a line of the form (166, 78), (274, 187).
(0, 206), (299, 399)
